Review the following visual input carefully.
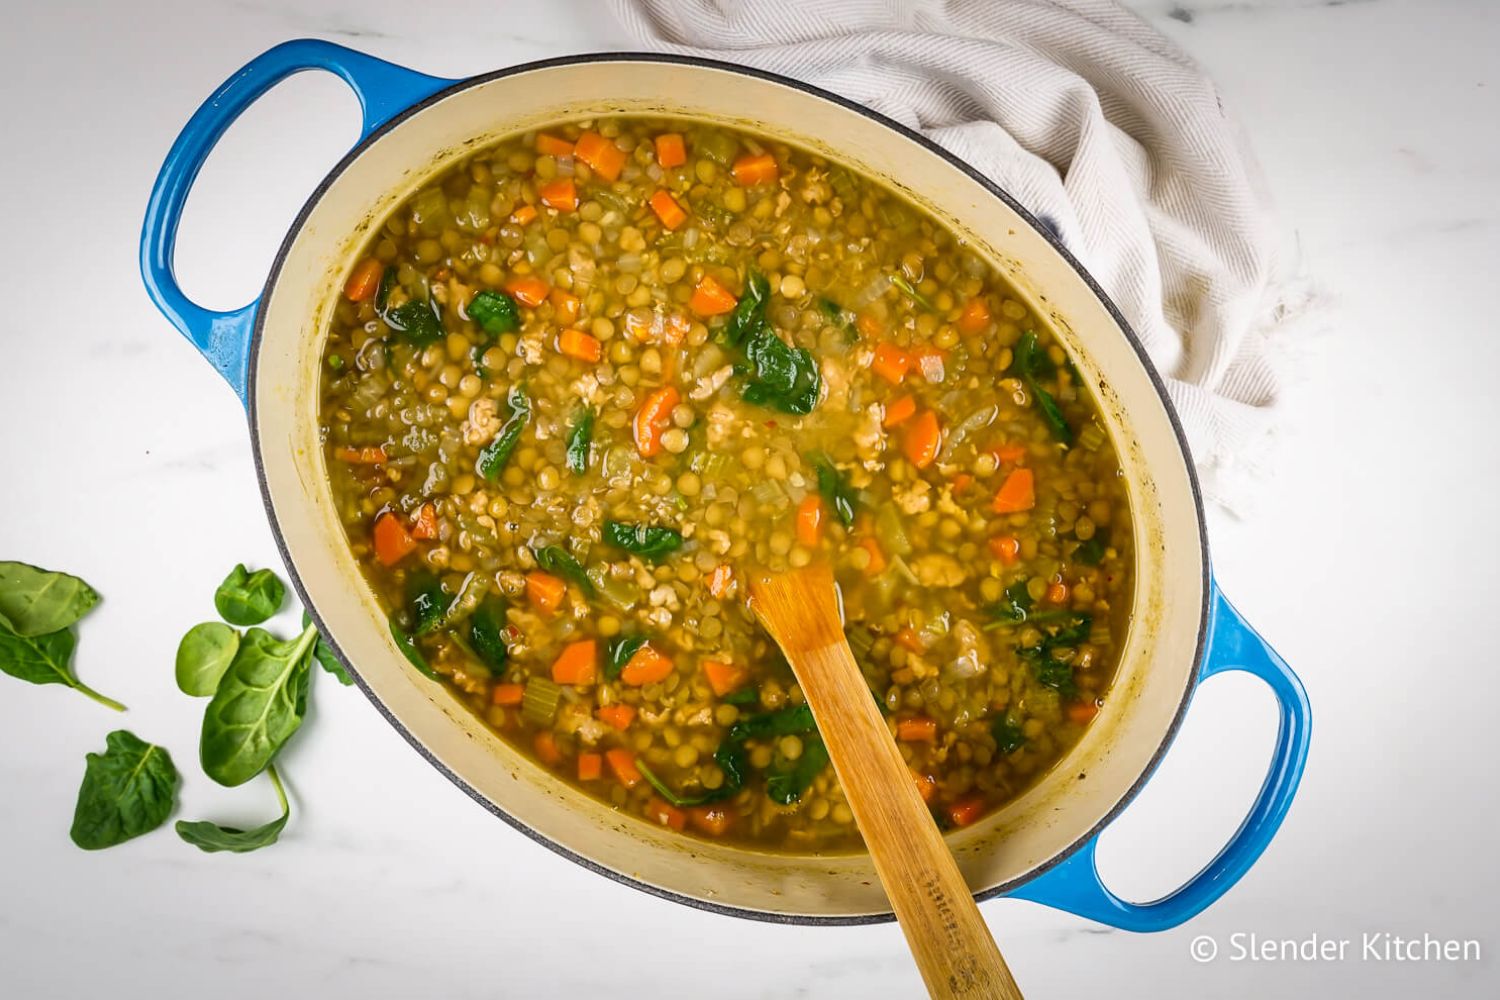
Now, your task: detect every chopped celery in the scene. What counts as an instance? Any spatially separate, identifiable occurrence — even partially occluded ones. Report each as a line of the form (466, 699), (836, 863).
(874, 504), (912, 557)
(521, 677), (562, 727)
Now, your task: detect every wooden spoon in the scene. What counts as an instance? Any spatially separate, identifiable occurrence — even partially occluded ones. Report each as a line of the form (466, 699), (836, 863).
(749, 563), (1023, 1000)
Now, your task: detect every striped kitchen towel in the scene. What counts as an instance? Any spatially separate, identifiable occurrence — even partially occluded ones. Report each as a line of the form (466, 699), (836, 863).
(610, 0), (1317, 508)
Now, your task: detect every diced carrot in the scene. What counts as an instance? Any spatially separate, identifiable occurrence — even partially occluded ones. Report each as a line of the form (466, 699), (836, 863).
(688, 804), (734, 836)
(654, 132), (687, 169)
(883, 394), (917, 428)
(549, 288), (581, 324)
(526, 571), (567, 615)
(539, 178), (578, 212)
(649, 189), (688, 230)
(731, 152), (779, 186)
(870, 342), (911, 384)
(505, 275), (550, 308)
(795, 494), (824, 547)
(621, 643), (674, 686)
(597, 703), (636, 731)
(948, 794), (987, 827)
(557, 327), (602, 363)
(343, 257), (384, 302)
(856, 312), (883, 340)
(633, 385), (680, 458)
(372, 512), (417, 567)
(707, 563), (735, 599)
(895, 627), (925, 653)
(991, 442), (1028, 464)
(1046, 581), (1070, 604)
(535, 132), (575, 157)
(951, 473), (973, 496)
(992, 468), (1036, 514)
(1067, 701), (1101, 725)
(689, 274), (738, 316)
(702, 659), (746, 698)
(410, 502), (438, 540)
(550, 639), (597, 686)
(957, 296), (992, 334)
(903, 410), (942, 469)
(605, 748), (642, 788)
(492, 683), (525, 706)
(988, 535), (1021, 565)
(858, 537), (887, 576)
(574, 130), (627, 181)
(913, 770), (938, 804)
(533, 730), (563, 766)
(645, 796), (688, 832)
(510, 204), (538, 226)
(577, 752), (603, 781)
(897, 716), (938, 743)
(334, 445), (387, 464)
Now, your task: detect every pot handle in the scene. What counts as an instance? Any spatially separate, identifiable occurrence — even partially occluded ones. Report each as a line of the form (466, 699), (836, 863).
(1007, 582), (1311, 931)
(139, 39), (452, 404)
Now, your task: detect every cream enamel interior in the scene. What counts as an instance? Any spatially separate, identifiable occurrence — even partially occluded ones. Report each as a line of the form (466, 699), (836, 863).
(250, 59), (1206, 919)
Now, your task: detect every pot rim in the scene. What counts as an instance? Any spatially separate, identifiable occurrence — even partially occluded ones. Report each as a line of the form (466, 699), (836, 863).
(246, 51), (1210, 925)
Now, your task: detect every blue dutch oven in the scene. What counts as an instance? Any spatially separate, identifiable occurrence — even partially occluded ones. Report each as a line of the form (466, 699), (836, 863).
(141, 39), (1310, 928)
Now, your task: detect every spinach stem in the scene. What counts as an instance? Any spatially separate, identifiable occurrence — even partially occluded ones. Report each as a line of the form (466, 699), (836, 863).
(266, 763), (289, 815)
(72, 680), (126, 712)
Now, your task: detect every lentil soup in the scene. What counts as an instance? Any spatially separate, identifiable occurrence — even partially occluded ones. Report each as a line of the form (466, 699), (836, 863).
(318, 116), (1133, 851)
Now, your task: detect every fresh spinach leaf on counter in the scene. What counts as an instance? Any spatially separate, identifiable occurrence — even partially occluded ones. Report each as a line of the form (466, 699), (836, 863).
(301, 612), (352, 685)
(175, 621), (240, 697)
(200, 624), (317, 787)
(70, 730), (179, 850)
(213, 564), (286, 626)
(0, 560), (99, 636)
(603, 521), (683, 561)
(0, 618), (124, 711)
(176, 764), (290, 854)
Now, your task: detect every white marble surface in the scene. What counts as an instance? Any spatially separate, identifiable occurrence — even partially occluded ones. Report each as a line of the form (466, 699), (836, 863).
(2, 1), (1497, 997)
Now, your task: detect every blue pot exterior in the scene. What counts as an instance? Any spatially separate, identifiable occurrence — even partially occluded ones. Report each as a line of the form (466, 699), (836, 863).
(140, 39), (1310, 931)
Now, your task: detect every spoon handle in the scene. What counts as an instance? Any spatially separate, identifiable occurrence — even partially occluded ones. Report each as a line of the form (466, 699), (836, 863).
(791, 639), (1023, 999)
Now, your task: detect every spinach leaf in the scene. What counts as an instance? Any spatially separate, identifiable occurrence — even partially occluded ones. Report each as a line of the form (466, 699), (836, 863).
(467, 595), (510, 672)
(301, 612), (352, 685)
(1073, 535), (1107, 566)
(468, 289), (521, 337)
(565, 407), (594, 475)
(0, 561), (100, 636)
(0, 619), (124, 711)
(1016, 612), (1093, 697)
(176, 764), (290, 854)
(605, 634), (649, 681)
(765, 736), (830, 805)
(375, 267), (444, 347)
(727, 702), (817, 743)
(720, 271), (822, 415)
(636, 736), (747, 807)
(70, 730), (179, 850)
(389, 615), (437, 679)
(982, 579), (1034, 628)
(810, 453), (857, 528)
(890, 274), (936, 312)
(992, 714), (1027, 755)
(406, 571), (448, 635)
(476, 386), (531, 481)
(603, 521), (683, 561)
(213, 564), (286, 626)
(200, 624), (317, 787)
(1009, 331), (1072, 445)
(816, 297), (858, 343)
(175, 621), (240, 696)
(534, 546), (595, 597)
(722, 686), (760, 707)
